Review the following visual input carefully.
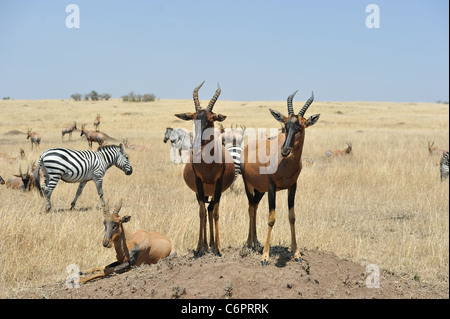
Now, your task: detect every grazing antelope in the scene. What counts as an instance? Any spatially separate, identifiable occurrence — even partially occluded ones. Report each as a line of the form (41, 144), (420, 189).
(0, 175), (5, 185)
(61, 121), (77, 141)
(440, 151), (449, 181)
(174, 81), (235, 256)
(123, 139), (148, 151)
(325, 142), (352, 157)
(27, 129), (41, 150)
(80, 124), (105, 149)
(6, 165), (32, 191)
(163, 127), (192, 163)
(93, 113), (101, 132)
(428, 141), (447, 156)
(79, 200), (176, 284)
(34, 144), (132, 212)
(241, 90), (320, 265)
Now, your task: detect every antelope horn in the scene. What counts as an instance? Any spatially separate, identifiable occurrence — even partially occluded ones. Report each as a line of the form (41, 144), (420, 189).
(114, 199), (123, 214)
(206, 83), (221, 112)
(193, 81), (205, 111)
(298, 91), (314, 117)
(104, 201), (110, 214)
(287, 90), (298, 115)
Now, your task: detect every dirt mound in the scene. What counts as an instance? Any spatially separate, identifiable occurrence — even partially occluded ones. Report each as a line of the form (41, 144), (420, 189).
(18, 247), (447, 300)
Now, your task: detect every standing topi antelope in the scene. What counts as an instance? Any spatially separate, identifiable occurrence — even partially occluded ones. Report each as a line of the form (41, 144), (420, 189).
(27, 128), (41, 150)
(61, 121), (77, 141)
(428, 141), (446, 156)
(34, 144), (132, 212)
(79, 199), (176, 284)
(325, 142), (352, 157)
(80, 124), (105, 149)
(174, 81), (235, 256)
(93, 113), (101, 132)
(241, 90), (320, 265)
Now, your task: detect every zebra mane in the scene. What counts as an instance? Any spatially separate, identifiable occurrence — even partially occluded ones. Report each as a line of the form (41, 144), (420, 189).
(97, 144), (121, 152)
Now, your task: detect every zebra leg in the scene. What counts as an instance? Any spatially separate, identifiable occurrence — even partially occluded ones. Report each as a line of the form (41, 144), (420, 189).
(93, 178), (105, 207)
(71, 181), (88, 209)
(44, 175), (61, 212)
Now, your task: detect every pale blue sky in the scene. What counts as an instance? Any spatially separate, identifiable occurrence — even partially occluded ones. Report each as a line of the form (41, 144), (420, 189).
(0, 0), (448, 102)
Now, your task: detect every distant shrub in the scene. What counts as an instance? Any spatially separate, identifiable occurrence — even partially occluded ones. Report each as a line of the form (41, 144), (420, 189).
(70, 93), (82, 101)
(121, 92), (156, 102)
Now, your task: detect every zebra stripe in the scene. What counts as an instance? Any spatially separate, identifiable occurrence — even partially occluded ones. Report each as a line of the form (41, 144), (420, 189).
(440, 151), (449, 181)
(226, 145), (243, 184)
(35, 144), (132, 211)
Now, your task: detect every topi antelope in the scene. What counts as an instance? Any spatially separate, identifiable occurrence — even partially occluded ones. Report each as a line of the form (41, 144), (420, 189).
(61, 121), (77, 141)
(6, 165), (32, 191)
(123, 139), (148, 151)
(79, 200), (176, 284)
(0, 149), (25, 164)
(93, 113), (101, 132)
(80, 124), (105, 149)
(174, 81), (235, 256)
(325, 142), (352, 157)
(428, 141), (446, 156)
(27, 129), (41, 150)
(241, 90), (320, 265)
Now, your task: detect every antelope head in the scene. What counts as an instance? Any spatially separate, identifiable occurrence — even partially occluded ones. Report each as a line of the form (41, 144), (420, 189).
(27, 128), (32, 139)
(174, 81), (226, 155)
(102, 199), (130, 248)
(80, 124), (87, 136)
(269, 91), (320, 157)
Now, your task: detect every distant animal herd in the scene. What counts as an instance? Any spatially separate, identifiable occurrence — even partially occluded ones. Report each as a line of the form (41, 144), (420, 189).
(1, 83), (448, 283)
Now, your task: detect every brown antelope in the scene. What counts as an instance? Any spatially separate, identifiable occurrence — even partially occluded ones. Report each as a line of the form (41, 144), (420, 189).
(93, 113), (101, 132)
(241, 90), (320, 265)
(80, 124), (105, 148)
(123, 139), (148, 151)
(61, 121), (77, 141)
(6, 165), (32, 191)
(428, 141), (446, 156)
(79, 200), (176, 284)
(27, 129), (41, 150)
(174, 81), (235, 256)
(0, 149), (25, 164)
(325, 142), (352, 157)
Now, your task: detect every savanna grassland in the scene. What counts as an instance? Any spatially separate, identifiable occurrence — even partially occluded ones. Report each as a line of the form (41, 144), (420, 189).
(0, 97), (448, 298)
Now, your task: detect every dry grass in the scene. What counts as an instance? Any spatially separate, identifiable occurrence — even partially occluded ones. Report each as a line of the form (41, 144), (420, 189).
(0, 98), (448, 297)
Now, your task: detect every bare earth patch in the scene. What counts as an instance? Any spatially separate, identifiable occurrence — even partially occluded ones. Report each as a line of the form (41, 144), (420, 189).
(14, 247), (447, 300)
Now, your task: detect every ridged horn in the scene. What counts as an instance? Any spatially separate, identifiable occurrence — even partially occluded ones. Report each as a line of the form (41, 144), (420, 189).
(298, 91), (314, 117)
(206, 83), (221, 112)
(193, 81), (205, 111)
(287, 90), (298, 115)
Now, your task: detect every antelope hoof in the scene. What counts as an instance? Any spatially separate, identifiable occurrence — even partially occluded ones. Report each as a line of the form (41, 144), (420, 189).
(294, 257), (302, 262)
(260, 260), (269, 266)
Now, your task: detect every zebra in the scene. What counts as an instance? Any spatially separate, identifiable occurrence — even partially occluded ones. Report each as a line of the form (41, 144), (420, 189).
(163, 127), (192, 163)
(440, 151), (449, 181)
(34, 143), (132, 212)
(223, 125), (245, 189)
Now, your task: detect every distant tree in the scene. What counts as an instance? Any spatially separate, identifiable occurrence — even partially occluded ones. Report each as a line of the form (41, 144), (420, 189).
(128, 91), (135, 102)
(89, 90), (99, 101)
(122, 95), (129, 102)
(2, 96), (10, 100)
(142, 94), (156, 102)
(84, 94), (90, 101)
(103, 93), (111, 101)
(70, 93), (82, 101)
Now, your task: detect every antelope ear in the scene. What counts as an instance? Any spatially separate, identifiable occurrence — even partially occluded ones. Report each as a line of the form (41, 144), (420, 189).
(213, 114), (227, 122)
(121, 215), (131, 223)
(269, 109), (287, 124)
(175, 113), (195, 121)
(305, 114), (320, 127)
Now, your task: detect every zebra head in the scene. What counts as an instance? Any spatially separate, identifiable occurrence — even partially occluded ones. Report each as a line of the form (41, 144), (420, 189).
(116, 144), (133, 175)
(164, 127), (173, 143)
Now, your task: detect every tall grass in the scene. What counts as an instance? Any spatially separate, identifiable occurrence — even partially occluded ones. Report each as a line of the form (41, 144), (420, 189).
(0, 98), (448, 297)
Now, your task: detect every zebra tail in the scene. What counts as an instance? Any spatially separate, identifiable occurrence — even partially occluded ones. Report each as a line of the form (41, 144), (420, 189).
(34, 156), (44, 197)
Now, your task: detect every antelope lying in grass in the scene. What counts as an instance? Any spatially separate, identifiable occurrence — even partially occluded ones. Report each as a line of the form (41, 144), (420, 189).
(428, 141), (447, 156)
(79, 200), (176, 284)
(27, 129), (41, 150)
(62, 121), (77, 141)
(174, 81), (235, 256)
(0, 149), (25, 164)
(93, 113), (101, 132)
(80, 124), (105, 149)
(123, 139), (148, 151)
(325, 142), (352, 157)
(241, 90), (320, 265)
(6, 165), (32, 191)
